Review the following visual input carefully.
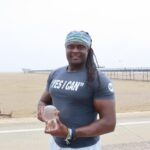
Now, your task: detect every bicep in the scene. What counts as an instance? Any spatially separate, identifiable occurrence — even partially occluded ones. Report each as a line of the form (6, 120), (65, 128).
(94, 99), (116, 123)
(40, 90), (52, 105)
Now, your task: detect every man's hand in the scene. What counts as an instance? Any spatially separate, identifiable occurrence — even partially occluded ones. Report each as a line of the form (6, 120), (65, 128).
(37, 104), (45, 122)
(37, 90), (52, 122)
(45, 117), (68, 137)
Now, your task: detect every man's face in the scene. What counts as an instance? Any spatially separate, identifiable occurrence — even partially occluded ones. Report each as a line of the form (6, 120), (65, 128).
(66, 43), (89, 66)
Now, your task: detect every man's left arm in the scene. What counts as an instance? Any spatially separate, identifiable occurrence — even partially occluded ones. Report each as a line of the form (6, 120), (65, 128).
(75, 98), (116, 138)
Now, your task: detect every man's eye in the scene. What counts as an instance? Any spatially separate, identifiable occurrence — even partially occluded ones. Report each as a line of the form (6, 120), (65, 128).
(77, 45), (85, 49)
(67, 45), (74, 49)
(67, 44), (86, 50)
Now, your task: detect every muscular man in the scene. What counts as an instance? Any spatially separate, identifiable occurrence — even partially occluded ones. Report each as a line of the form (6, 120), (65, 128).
(37, 31), (116, 150)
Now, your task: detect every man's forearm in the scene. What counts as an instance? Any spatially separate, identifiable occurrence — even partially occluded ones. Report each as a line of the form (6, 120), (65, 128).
(38, 101), (46, 109)
(75, 118), (116, 138)
(37, 100), (47, 122)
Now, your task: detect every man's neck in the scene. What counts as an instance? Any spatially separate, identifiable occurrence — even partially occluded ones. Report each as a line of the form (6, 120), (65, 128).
(67, 64), (85, 72)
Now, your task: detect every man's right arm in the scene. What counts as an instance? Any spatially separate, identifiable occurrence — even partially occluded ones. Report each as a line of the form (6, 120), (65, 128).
(37, 90), (52, 122)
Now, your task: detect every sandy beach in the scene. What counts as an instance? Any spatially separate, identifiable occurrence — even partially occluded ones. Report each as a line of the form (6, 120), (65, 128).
(0, 73), (150, 118)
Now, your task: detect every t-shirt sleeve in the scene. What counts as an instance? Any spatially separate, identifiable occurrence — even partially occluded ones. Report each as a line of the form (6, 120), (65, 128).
(94, 71), (115, 100)
(46, 70), (55, 92)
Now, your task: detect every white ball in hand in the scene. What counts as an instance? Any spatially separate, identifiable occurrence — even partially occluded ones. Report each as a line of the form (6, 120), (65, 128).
(43, 105), (57, 121)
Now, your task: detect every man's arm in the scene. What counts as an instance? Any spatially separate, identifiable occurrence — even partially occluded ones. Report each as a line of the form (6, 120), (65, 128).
(75, 99), (116, 137)
(37, 90), (52, 122)
(45, 98), (116, 138)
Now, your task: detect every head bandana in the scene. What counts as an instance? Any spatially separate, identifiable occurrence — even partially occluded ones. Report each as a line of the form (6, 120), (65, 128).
(65, 31), (92, 49)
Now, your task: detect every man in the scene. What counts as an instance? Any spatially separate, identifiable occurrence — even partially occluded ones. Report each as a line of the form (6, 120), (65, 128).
(37, 31), (116, 150)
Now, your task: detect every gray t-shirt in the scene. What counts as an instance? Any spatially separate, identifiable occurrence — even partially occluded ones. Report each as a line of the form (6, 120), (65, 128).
(46, 66), (115, 148)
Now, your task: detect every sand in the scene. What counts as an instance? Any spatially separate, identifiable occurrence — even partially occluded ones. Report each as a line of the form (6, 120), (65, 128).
(0, 73), (150, 118)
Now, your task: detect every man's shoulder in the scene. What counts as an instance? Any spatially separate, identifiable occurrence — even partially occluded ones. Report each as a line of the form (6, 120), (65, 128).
(47, 66), (66, 81)
(95, 69), (112, 86)
(53, 66), (67, 72)
(50, 66), (67, 75)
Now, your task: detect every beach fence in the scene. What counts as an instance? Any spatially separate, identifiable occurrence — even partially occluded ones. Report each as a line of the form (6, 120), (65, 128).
(22, 68), (53, 74)
(22, 67), (150, 82)
(100, 67), (150, 81)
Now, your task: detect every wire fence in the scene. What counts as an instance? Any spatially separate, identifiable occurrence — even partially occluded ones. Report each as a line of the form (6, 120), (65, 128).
(100, 68), (150, 81)
(22, 67), (150, 82)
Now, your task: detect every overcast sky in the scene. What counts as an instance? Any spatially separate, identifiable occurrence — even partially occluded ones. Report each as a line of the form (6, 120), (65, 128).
(0, 0), (150, 72)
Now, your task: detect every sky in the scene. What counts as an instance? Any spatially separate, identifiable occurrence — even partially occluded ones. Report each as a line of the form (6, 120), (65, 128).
(0, 0), (150, 72)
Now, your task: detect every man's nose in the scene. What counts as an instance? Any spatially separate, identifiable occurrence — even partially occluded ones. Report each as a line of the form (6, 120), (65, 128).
(72, 46), (79, 52)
